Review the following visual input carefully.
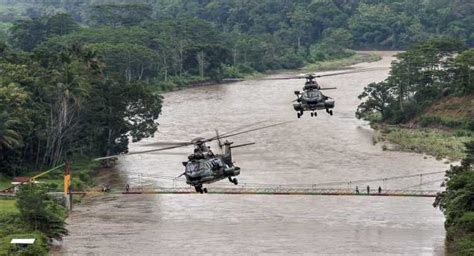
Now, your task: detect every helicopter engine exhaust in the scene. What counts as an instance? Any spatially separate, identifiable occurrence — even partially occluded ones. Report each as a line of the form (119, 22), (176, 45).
(224, 166), (241, 176)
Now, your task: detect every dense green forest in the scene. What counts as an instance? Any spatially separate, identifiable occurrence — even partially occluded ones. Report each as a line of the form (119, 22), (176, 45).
(0, 1), (472, 177)
(434, 142), (474, 255)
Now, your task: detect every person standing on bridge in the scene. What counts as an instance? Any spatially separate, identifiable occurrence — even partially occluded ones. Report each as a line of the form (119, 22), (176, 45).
(378, 186), (382, 194)
(355, 186), (360, 194)
(366, 185), (370, 194)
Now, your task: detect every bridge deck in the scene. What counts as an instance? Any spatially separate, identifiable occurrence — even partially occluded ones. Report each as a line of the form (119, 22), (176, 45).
(120, 187), (439, 197)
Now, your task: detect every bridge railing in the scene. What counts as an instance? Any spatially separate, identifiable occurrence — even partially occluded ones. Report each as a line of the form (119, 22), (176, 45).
(142, 185), (440, 197)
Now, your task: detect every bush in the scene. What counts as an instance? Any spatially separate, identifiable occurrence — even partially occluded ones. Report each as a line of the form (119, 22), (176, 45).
(1, 232), (48, 256)
(457, 212), (474, 233)
(278, 54), (305, 69)
(16, 185), (68, 239)
(434, 141), (474, 254)
(309, 42), (354, 62)
(418, 115), (474, 130)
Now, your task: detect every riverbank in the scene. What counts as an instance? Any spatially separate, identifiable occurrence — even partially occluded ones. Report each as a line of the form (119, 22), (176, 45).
(370, 95), (473, 162)
(154, 51), (383, 91)
(244, 51), (382, 80)
(0, 158), (102, 254)
(373, 125), (470, 161)
(300, 51), (382, 72)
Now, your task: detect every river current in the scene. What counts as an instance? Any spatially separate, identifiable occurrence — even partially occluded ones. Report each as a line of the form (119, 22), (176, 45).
(59, 52), (448, 255)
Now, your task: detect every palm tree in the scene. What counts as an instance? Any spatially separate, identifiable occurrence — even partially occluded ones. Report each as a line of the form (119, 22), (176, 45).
(0, 111), (21, 151)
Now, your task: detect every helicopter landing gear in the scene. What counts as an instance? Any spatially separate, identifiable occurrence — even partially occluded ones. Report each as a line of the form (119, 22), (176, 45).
(297, 111), (303, 118)
(228, 177), (238, 185)
(326, 109), (333, 116)
(195, 185), (208, 194)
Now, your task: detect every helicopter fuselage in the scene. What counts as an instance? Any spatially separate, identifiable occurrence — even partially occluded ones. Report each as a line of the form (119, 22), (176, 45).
(182, 142), (241, 193)
(293, 88), (334, 117)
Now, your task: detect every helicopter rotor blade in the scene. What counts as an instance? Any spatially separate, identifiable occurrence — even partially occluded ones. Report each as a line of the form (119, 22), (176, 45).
(141, 141), (191, 147)
(214, 121), (292, 141)
(230, 142), (256, 149)
(176, 172), (185, 178)
(145, 152), (189, 156)
(313, 68), (388, 78)
(94, 121), (292, 160)
(215, 120), (271, 139)
(256, 68), (389, 81)
(128, 143), (194, 156)
(257, 76), (304, 81)
(319, 87), (337, 90)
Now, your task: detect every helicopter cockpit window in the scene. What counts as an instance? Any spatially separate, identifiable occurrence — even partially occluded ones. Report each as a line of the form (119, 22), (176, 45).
(186, 162), (199, 174)
(305, 90), (322, 100)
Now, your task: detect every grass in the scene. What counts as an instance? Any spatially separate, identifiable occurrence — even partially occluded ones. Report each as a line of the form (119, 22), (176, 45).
(418, 115), (474, 130)
(0, 199), (18, 215)
(381, 126), (470, 160)
(301, 52), (382, 72)
(0, 178), (11, 191)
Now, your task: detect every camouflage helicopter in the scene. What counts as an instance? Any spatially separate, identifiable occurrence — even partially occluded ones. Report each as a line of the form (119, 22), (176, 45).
(293, 74), (336, 118)
(261, 68), (387, 118)
(95, 122), (289, 193)
(177, 138), (254, 193)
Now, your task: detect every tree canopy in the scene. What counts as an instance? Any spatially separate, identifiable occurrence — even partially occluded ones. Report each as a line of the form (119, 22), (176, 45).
(356, 38), (472, 124)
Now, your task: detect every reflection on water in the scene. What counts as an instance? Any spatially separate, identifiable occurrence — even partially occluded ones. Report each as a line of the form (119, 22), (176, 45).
(59, 52), (447, 255)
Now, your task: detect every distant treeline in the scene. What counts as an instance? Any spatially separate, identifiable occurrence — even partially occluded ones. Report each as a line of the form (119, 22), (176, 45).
(1, 1), (472, 48)
(0, 1), (472, 176)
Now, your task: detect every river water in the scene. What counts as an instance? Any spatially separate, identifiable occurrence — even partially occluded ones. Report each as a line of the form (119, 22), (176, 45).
(59, 52), (449, 255)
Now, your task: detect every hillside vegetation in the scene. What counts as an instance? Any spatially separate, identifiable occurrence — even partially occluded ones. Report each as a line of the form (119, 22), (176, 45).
(357, 38), (473, 160)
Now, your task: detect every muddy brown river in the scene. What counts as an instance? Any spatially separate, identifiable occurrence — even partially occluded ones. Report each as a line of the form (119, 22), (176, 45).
(58, 52), (449, 255)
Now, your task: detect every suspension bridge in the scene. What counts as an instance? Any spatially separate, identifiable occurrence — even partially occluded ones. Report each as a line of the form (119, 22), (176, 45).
(119, 187), (439, 197)
(108, 170), (446, 197)
(1, 168), (446, 198)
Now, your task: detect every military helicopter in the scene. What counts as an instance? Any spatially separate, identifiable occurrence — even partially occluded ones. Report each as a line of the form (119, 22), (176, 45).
(95, 122), (289, 193)
(260, 68), (387, 118)
(293, 74), (336, 118)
